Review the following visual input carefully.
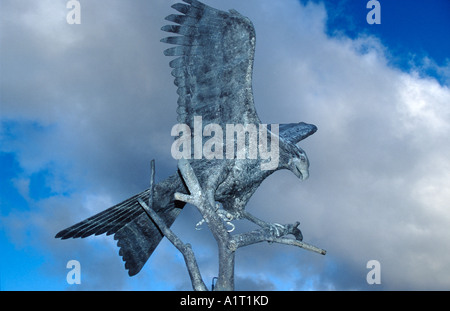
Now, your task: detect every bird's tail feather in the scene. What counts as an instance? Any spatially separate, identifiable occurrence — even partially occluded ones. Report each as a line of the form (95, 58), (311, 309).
(55, 175), (185, 276)
(114, 202), (182, 276)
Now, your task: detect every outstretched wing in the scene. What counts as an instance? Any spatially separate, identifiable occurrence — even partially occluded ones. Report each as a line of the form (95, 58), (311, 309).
(161, 0), (261, 128)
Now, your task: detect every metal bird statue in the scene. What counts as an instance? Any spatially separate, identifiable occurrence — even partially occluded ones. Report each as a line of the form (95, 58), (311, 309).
(56, 0), (317, 277)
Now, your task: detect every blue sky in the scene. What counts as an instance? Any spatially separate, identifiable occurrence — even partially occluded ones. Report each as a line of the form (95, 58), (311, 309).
(317, 0), (450, 83)
(1, 0), (450, 291)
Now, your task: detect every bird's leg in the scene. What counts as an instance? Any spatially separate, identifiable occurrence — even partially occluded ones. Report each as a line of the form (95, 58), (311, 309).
(191, 161), (237, 232)
(195, 202), (236, 233)
(216, 206), (236, 233)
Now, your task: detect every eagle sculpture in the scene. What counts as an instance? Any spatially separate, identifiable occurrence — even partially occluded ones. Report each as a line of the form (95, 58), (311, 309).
(56, 0), (317, 277)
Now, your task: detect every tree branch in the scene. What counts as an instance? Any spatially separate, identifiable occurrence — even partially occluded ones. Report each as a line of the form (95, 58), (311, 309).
(174, 159), (231, 244)
(230, 222), (326, 255)
(175, 159), (235, 291)
(142, 159), (326, 291)
(138, 160), (207, 291)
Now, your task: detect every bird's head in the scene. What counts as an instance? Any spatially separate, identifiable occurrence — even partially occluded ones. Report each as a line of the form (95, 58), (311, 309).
(282, 143), (310, 181)
(277, 122), (316, 181)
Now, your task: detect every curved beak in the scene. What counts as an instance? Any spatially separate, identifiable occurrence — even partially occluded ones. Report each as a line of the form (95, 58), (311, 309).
(292, 158), (309, 181)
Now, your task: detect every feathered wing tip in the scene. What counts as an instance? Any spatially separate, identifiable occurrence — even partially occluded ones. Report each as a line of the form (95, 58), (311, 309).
(54, 191), (149, 240)
(279, 122), (317, 145)
(160, 0), (261, 127)
(54, 191), (151, 276)
(55, 175), (187, 276)
(54, 189), (179, 277)
(114, 212), (166, 276)
(114, 200), (183, 276)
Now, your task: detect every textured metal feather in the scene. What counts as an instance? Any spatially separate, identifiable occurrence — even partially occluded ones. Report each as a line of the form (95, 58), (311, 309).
(161, 36), (197, 46)
(55, 192), (147, 239)
(279, 123), (318, 144)
(56, 174), (187, 276)
(161, 25), (199, 37)
(164, 45), (204, 57)
(161, 0), (261, 131)
(169, 57), (185, 68)
(176, 86), (190, 96)
(171, 3), (190, 14)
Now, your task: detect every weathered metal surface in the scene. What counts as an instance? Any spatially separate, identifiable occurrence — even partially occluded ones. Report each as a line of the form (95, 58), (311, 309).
(55, 0), (317, 277)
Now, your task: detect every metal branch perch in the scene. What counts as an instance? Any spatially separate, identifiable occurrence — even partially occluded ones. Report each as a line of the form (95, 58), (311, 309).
(140, 159), (326, 291)
(138, 160), (207, 291)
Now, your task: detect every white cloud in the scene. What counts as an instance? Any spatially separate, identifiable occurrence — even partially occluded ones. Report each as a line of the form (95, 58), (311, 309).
(397, 74), (450, 135)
